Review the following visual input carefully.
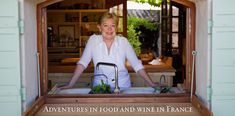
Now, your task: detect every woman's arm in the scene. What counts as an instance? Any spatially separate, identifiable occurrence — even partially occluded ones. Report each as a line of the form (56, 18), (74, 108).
(137, 69), (158, 87)
(123, 37), (158, 87)
(59, 36), (95, 89)
(59, 64), (85, 89)
(68, 64), (85, 87)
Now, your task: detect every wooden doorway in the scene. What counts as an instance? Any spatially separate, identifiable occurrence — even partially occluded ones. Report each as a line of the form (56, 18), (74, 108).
(161, 0), (195, 91)
(37, 0), (195, 96)
(172, 0), (196, 92)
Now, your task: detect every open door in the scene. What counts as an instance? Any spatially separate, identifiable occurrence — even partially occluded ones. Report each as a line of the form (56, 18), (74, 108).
(0, 0), (22, 115)
(161, 0), (196, 92)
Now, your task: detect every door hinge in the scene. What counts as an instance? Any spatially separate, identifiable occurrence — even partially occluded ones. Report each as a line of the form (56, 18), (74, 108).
(207, 86), (212, 101)
(21, 87), (26, 101)
(208, 19), (213, 34)
(18, 19), (24, 34)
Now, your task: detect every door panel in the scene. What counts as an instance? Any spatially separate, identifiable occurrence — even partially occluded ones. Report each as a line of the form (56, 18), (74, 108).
(213, 28), (235, 49)
(212, 0), (235, 115)
(0, 0), (21, 116)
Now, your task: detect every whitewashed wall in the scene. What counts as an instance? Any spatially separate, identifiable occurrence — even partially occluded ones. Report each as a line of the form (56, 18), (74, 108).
(22, 0), (48, 111)
(21, 0), (38, 111)
(20, 0), (45, 111)
(194, 0), (211, 108)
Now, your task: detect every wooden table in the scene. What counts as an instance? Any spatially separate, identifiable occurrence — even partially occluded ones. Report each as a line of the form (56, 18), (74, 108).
(49, 60), (176, 73)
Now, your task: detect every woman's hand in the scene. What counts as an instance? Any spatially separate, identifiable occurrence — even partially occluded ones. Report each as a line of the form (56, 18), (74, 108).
(149, 82), (160, 87)
(137, 69), (162, 88)
(57, 64), (85, 90)
(57, 84), (73, 90)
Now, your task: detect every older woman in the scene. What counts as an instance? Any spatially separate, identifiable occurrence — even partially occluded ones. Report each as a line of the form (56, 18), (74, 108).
(60, 12), (157, 90)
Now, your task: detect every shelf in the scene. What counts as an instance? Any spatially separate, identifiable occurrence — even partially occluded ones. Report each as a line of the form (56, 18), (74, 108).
(47, 8), (107, 60)
(48, 47), (79, 53)
(48, 53), (80, 62)
(81, 22), (98, 24)
(48, 47), (77, 49)
(48, 53), (79, 55)
(47, 9), (108, 13)
(80, 35), (90, 37)
(48, 22), (79, 25)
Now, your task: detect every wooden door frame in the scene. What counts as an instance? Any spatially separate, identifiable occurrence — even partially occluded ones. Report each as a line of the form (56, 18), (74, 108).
(172, 0), (196, 93)
(37, 0), (196, 96)
(26, 0), (202, 115)
(37, 0), (64, 96)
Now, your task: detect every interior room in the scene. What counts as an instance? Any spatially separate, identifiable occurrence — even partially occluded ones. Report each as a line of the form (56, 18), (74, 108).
(44, 0), (193, 96)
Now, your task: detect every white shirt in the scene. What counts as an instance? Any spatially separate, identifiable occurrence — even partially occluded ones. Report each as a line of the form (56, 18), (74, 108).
(77, 35), (144, 89)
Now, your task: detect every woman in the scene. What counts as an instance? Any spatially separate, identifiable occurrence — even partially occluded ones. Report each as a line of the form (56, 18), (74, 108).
(60, 12), (158, 90)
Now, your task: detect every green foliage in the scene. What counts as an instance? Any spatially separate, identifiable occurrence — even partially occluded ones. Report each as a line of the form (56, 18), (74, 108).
(154, 86), (172, 93)
(132, 0), (170, 7)
(128, 16), (158, 31)
(127, 17), (158, 56)
(89, 80), (111, 94)
(127, 25), (142, 56)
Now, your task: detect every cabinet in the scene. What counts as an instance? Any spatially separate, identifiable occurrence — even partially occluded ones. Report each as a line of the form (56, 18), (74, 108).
(47, 9), (107, 64)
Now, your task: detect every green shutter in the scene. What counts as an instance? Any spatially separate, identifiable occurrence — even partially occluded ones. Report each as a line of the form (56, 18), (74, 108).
(212, 0), (235, 116)
(0, 0), (21, 116)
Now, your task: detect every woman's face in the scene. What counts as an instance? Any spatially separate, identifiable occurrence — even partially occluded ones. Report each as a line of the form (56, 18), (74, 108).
(98, 18), (117, 40)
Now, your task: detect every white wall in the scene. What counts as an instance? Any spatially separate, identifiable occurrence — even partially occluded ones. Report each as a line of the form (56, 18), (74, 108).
(21, 0), (47, 111)
(20, 0), (40, 111)
(195, 0), (211, 108)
